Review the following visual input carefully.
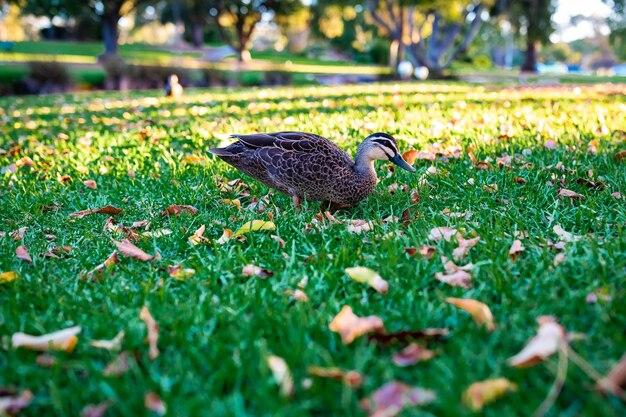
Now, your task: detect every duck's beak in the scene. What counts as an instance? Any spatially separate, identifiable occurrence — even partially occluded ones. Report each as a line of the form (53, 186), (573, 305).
(391, 154), (416, 172)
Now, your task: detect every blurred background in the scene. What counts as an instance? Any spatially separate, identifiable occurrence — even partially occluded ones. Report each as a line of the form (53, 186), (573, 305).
(0, 0), (624, 95)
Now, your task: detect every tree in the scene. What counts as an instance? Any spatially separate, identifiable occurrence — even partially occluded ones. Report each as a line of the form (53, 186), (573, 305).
(209, 0), (301, 62)
(160, 0), (213, 48)
(366, 0), (490, 77)
(503, 0), (555, 72)
(604, 0), (626, 61)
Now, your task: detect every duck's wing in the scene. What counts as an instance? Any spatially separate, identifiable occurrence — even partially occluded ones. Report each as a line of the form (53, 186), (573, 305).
(232, 132), (328, 152)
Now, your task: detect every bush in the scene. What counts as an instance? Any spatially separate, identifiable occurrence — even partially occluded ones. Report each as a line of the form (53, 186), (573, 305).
(24, 61), (73, 93)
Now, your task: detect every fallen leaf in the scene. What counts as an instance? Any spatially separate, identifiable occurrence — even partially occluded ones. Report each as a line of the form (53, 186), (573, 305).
(360, 381), (436, 417)
(345, 267), (388, 295)
(553, 253), (566, 267)
(392, 343), (435, 366)
(188, 224), (209, 245)
(142, 229), (172, 238)
(144, 392), (166, 416)
(463, 378), (517, 411)
(513, 176), (527, 184)
(347, 219), (373, 234)
(234, 220), (275, 236)
(612, 192), (623, 199)
(483, 183), (498, 192)
(558, 188), (584, 199)
(69, 205), (123, 218)
(428, 227), (457, 242)
(553, 225), (580, 242)
(12, 326), (81, 352)
(16, 246), (32, 264)
(216, 228), (233, 244)
(508, 316), (567, 367)
(435, 270), (472, 288)
(103, 352), (131, 377)
(223, 198), (241, 210)
(0, 390), (33, 415)
(83, 180), (97, 189)
(308, 366), (363, 387)
(81, 402), (111, 417)
(508, 239), (525, 261)
(140, 306), (159, 360)
(114, 239), (154, 262)
(576, 178), (606, 190)
(82, 251), (120, 281)
(167, 265), (196, 280)
(368, 328), (449, 345)
(597, 353), (626, 396)
(132, 220), (151, 229)
(0, 271), (18, 284)
(402, 149), (419, 165)
(329, 306), (385, 345)
(585, 289), (611, 304)
(453, 235), (480, 261)
(446, 298), (495, 331)
(161, 205), (198, 216)
(614, 150), (626, 163)
(543, 140), (557, 149)
(90, 330), (125, 351)
(267, 355), (294, 397)
(285, 288), (309, 302)
(10, 227), (27, 240)
(270, 235), (285, 247)
(241, 264), (273, 278)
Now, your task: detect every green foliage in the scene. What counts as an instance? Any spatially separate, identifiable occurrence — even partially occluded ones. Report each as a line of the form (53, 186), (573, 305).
(27, 60), (72, 85)
(1, 82), (626, 417)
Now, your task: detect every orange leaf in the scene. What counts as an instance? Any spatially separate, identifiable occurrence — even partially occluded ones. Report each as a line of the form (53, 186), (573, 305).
(329, 306), (385, 345)
(308, 366), (363, 387)
(140, 306), (159, 360)
(402, 149), (419, 165)
(12, 326), (81, 352)
(463, 378), (517, 410)
(16, 245), (32, 264)
(161, 205), (198, 216)
(188, 224), (209, 245)
(114, 239), (154, 262)
(446, 298), (495, 331)
(83, 180), (97, 189)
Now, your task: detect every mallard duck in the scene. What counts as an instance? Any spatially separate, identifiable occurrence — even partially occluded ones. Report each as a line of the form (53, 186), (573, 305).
(209, 132), (415, 208)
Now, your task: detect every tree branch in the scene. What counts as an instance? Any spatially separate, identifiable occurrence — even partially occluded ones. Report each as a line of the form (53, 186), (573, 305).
(443, 3), (485, 67)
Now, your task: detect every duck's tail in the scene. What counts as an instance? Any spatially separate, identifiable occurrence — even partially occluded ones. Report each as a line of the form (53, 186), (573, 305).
(208, 147), (233, 157)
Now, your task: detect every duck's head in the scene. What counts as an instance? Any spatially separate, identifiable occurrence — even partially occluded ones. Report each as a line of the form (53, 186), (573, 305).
(359, 132), (416, 172)
(168, 74), (179, 84)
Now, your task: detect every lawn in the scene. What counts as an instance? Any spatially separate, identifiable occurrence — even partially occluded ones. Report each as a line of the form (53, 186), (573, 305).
(1, 82), (625, 417)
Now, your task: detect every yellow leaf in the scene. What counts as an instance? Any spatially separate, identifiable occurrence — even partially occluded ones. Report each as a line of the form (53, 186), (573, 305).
(267, 355), (294, 397)
(234, 220), (275, 236)
(446, 298), (495, 331)
(0, 271), (18, 284)
(329, 306), (385, 345)
(463, 378), (517, 411)
(345, 266), (388, 294)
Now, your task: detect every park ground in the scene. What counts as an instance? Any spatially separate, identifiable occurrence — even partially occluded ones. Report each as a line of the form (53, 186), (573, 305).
(0, 81), (625, 416)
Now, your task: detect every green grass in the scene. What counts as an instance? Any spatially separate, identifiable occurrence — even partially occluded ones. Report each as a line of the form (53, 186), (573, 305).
(1, 82), (625, 417)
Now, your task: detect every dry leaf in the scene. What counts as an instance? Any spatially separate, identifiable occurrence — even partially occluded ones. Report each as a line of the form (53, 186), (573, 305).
(392, 343), (435, 366)
(115, 239), (154, 262)
(508, 239), (525, 261)
(90, 330), (125, 351)
(241, 264), (273, 278)
(83, 180), (97, 190)
(543, 140), (557, 149)
(347, 220), (373, 234)
(453, 235), (480, 261)
(553, 225), (580, 242)
(16, 246), (32, 264)
(513, 176), (527, 184)
(329, 306), (385, 345)
(345, 267), (388, 295)
(142, 229), (172, 238)
(216, 228), (233, 244)
(612, 192), (623, 199)
(69, 205), (123, 219)
(553, 253), (566, 267)
(483, 183), (498, 192)
(140, 306), (159, 360)
(428, 227), (457, 242)
(144, 392), (166, 416)
(0, 271), (18, 284)
(285, 288), (309, 302)
(234, 220), (276, 236)
(402, 149), (419, 165)
(0, 390), (33, 415)
(12, 326), (81, 352)
(446, 298), (495, 331)
(161, 205), (198, 216)
(270, 235), (286, 247)
(435, 270), (472, 288)
(597, 353), (626, 396)
(223, 198), (241, 210)
(10, 227), (27, 240)
(167, 265), (196, 280)
(558, 188), (584, 199)
(188, 224), (209, 245)
(368, 328), (449, 345)
(614, 150), (626, 163)
(508, 316), (567, 367)
(360, 381), (436, 417)
(308, 366), (363, 387)
(103, 352), (130, 377)
(82, 251), (120, 281)
(267, 355), (294, 397)
(463, 378), (517, 411)
(81, 402), (111, 417)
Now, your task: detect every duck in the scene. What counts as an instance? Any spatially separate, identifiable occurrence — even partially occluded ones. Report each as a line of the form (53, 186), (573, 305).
(209, 132), (415, 209)
(165, 74), (183, 98)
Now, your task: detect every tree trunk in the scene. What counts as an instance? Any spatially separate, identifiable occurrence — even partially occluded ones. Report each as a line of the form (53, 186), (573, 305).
(522, 39), (537, 72)
(102, 13), (119, 57)
(190, 22), (204, 48)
